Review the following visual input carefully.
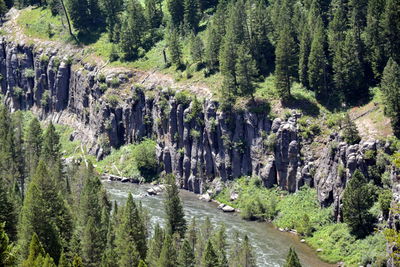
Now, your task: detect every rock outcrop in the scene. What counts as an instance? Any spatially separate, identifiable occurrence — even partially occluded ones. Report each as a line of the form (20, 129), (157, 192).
(0, 38), (305, 194)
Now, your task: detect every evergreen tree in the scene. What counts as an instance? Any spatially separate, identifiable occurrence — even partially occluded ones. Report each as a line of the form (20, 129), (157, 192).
(0, 105), (17, 185)
(183, 0), (200, 33)
(165, 174), (186, 237)
(66, 0), (90, 32)
(190, 34), (204, 64)
(145, 0), (163, 29)
(0, 0), (7, 18)
(212, 225), (228, 267)
(167, 0), (184, 27)
(248, 0), (274, 75)
(146, 223), (164, 266)
(343, 170), (375, 238)
(18, 161), (72, 262)
(381, 58), (400, 137)
(100, 0), (123, 41)
(0, 222), (14, 266)
(204, 25), (219, 71)
(116, 193), (147, 266)
(332, 31), (365, 104)
(24, 117), (43, 178)
(138, 260), (147, 267)
(119, 0), (147, 60)
(42, 122), (63, 187)
(342, 113), (361, 145)
(186, 217), (197, 250)
(236, 44), (258, 98)
(238, 235), (256, 267)
(178, 239), (195, 267)
(72, 255), (83, 267)
(284, 247), (302, 267)
(328, 0), (348, 56)
(202, 240), (218, 267)
(275, 25), (298, 101)
(308, 17), (330, 102)
(298, 26), (311, 88)
(157, 234), (177, 267)
(381, 0), (400, 65)
(22, 233), (45, 267)
(167, 28), (182, 66)
(12, 111), (26, 197)
(58, 250), (70, 267)
(365, 0), (386, 79)
(0, 178), (17, 241)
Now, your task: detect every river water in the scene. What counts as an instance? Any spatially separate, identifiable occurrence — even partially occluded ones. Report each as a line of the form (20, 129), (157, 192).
(103, 181), (333, 267)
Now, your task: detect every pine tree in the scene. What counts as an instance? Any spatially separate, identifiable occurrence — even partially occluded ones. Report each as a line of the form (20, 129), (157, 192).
(178, 239), (195, 267)
(204, 25), (219, 71)
(145, 0), (163, 29)
(332, 31), (365, 104)
(42, 122), (64, 188)
(80, 173), (109, 266)
(238, 235), (256, 267)
(22, 232), (47, 267)
(298, 26), (311, 88)
(0, 178), (17, 241)
(343, 170), (375, 238)
(167, 28), (182, 67)
(0, 222), (14, 266)
(100, 0), (123, 41)
(24, 117), (43, 177)
(381, 0), (400, 64)
(342, 113), (361, 145)
(167, 0), (184, 27)
(183, 0), (200, 33)
(381, 58), (400, 137)
(212, 225), (228, 267)
(138, 260), (147, 267)
(236, 44), (258, 98)
(58, 250), (70, 267)
(0, 105), (17, 185)
(119, 0), (147, 60)
(186, 217), (197, 250)
(12, 111), (26, 197)
(202, 240), (218, 267)
(275, 25), (298, 101)
(66, 0), (90, 32)
(18, 161), (72, 262)
(72, 255), (83, 267)
(146, 223), (164, 266)
(248, 0), (274, 75)
(308, 17), (330, 103)
(116, 194), (147, 266)
(328, 0), (348, 56)
(165, 174), (186, 237)
(190, 34), (204, 64)
(365, 0), (386, 79)
(284, 247), (302, 267)
(157, 234), (177, 267)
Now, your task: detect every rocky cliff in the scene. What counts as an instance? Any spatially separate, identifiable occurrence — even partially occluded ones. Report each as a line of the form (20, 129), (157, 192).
(0, 38), (389, 209)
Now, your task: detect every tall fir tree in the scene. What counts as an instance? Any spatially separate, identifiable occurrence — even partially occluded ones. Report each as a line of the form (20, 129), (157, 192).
(0, 178), (17, 241)
(202, 240), (218, 267)
(100, 0), (123, 41)
(343, 170), (375, 238)
(165, 174), (186, 237)
(0, 222), (14, 266)
(24, 117), (43, 178)
(236, 44), (258, 98)
(381, 0), (400, 64)
(275, 25), (298, 101)
(66, 0), (90, 32)
(167, 28), (183, 66)
(308, 17), (330, 102)
(146, 223), (164, 266)
(238, 235), (256, 267)
(119, 0), (147, 60)
(116, 193), (147, 266)
(157, 234), (177, 267)
(178, 239), (195, 267)
(183, 0), (200, 33)
(167, 0), (184, 27)
(298, 26), (311, 88)
(18, 160), (72, 262)
(381, 58), (400, 137)
(145, 0), (163, 29)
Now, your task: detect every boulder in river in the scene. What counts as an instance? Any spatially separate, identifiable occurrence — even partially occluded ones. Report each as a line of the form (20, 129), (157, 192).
(147, 188), (157, 195)
(199, 193), (211, 202)
(222, 205), (235, 212)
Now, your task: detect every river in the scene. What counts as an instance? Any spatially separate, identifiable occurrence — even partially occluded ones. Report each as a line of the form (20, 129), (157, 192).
(103, 181), (333, 267)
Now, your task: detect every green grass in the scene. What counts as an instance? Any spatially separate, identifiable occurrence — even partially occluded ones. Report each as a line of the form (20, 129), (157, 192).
(17, 7), (73, 42)
(54, 124), (81, 157)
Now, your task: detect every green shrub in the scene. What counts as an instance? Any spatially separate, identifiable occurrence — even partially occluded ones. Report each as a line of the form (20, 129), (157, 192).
(105, 94), (121, 108)
(175, 90), (191, 106)
(132, 139), (159, 182)
(264, 133), (277, 153)
(24, 68), (35, 78)
(184, 97), (203, 125)
(190, 129), (201, 139)
(99, 83), (108, 93)
(13, 86), (24, 97)
(97, 73), (106, 83)
(40, 54), (49, 64)
(110, 77), (120, 88)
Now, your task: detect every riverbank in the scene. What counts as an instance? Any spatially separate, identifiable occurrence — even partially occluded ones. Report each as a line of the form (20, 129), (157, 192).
(102, 180), (334, 267)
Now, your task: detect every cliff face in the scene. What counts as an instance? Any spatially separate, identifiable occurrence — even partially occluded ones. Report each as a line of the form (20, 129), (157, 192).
(0, 38), (382, 207)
